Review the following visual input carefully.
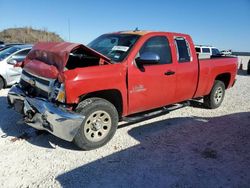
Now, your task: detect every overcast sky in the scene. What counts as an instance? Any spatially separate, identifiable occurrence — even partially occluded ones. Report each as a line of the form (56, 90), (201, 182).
(1, 0), (250, 51)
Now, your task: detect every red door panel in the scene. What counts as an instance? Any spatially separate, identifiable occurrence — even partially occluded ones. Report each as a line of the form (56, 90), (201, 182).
(126, 34), (178, 115)
(173, 36), (199, 102)
(128, 63), (176, 114)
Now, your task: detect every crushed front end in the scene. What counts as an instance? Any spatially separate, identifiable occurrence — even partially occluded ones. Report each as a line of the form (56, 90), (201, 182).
(7, 41), (110, 142)
(7, 70), (84, 142)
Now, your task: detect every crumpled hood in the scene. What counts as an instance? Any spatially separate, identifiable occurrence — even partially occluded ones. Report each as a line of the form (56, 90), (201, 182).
(23, 42), (111, 79)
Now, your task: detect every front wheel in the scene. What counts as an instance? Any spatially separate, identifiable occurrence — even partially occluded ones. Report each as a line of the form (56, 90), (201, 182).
(204, 80), (225, 109)
(74, 97), (119, 150)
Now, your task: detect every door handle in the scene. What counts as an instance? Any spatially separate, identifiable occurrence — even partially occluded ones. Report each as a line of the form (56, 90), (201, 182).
(164, 71), (175, 76)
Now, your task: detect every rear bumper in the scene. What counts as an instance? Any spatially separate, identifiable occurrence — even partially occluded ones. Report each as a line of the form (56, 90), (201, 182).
(7, 85), (84, 142)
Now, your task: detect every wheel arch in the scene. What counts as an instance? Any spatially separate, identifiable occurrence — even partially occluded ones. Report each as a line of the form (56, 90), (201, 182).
(214, 73), (231, 89)
(79, 89), (123, 117)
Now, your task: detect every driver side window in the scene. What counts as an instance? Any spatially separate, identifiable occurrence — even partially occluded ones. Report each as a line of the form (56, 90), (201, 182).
(139, 36), (172, 64)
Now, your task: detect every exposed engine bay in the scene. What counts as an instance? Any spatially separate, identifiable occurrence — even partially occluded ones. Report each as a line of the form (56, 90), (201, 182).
(21, 42), (111, 78)
(66, 48), (109, 70)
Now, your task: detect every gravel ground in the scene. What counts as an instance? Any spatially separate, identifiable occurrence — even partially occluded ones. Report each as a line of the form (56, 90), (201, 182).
(0, 56), (249, 188)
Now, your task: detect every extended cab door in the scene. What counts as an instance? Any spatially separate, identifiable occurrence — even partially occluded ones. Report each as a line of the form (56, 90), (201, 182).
(173, 36), (198, 102)
(127, 35), (176, 114)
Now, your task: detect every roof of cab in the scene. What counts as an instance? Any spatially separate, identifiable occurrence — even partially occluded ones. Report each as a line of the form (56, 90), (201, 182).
(118, 30), (153, 35)
(113, 30), (190, 38)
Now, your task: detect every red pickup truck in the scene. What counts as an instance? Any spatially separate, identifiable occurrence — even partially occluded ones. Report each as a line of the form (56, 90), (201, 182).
(8, 31), (237, 150)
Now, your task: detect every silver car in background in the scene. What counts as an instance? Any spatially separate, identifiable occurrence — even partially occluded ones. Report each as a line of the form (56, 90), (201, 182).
(0, 45), (33, 90)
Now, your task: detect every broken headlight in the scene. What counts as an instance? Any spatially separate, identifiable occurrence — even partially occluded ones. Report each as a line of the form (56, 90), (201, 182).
(50, 81), (66, 103)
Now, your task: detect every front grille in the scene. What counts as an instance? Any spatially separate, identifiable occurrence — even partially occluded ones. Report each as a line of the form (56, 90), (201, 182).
(22, 70), (50, 86)
(20, 70), (54, 99)
(20, 79), (49, 98)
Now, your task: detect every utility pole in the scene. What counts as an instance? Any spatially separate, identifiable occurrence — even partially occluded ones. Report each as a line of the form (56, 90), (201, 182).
(68, 19), (71, 42)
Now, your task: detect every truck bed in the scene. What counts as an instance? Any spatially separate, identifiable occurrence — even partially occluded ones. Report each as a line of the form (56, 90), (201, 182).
(194, 56), (238, 98)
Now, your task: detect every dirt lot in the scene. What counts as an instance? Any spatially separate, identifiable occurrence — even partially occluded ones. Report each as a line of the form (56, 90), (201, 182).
(0, 57), (250, 188)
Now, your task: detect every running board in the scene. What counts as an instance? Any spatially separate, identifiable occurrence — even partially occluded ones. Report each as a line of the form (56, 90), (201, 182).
(122, 101), (190, 123)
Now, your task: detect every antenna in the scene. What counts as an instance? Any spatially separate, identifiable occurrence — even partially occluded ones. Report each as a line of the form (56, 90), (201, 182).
(134, 27), (139, 32)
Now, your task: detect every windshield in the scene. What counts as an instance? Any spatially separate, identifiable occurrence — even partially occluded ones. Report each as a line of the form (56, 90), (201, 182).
(88, 34), (140, 62)
(0, 46), (20, 61)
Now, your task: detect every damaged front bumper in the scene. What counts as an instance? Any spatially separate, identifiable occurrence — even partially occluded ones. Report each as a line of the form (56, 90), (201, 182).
(7, 85), (84, 142)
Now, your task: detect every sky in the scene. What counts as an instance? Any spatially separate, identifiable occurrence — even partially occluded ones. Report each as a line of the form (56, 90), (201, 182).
(0, 0), (250, 51)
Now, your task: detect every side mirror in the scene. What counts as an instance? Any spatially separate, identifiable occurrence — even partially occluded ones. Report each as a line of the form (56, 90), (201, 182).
(136, 52), (160, 65)
(7, 59), (17, 65)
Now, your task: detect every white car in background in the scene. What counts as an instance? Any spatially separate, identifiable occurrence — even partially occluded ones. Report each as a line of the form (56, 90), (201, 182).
(195, 45), (221, 59)
(0, 45), (33, 90)
(221, 50), (232, 55)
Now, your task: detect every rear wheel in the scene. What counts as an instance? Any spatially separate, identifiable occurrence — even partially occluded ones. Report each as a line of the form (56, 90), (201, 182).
(74, 97), (118, 150)
(0, 77), (4, 90)
(204, 80), (225, 109)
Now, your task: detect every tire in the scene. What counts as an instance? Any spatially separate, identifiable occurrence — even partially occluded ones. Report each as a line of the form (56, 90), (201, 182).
(204, 80), (225, 109)
(0, 77), (4, 90)
(74, 97), (119, 150)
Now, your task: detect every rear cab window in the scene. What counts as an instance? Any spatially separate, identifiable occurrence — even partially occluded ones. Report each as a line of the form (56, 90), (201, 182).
(175, 37), (191, 63)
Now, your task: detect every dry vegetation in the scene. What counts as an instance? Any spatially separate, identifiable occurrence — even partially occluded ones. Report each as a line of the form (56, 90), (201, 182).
(0, 27), (64, 43)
